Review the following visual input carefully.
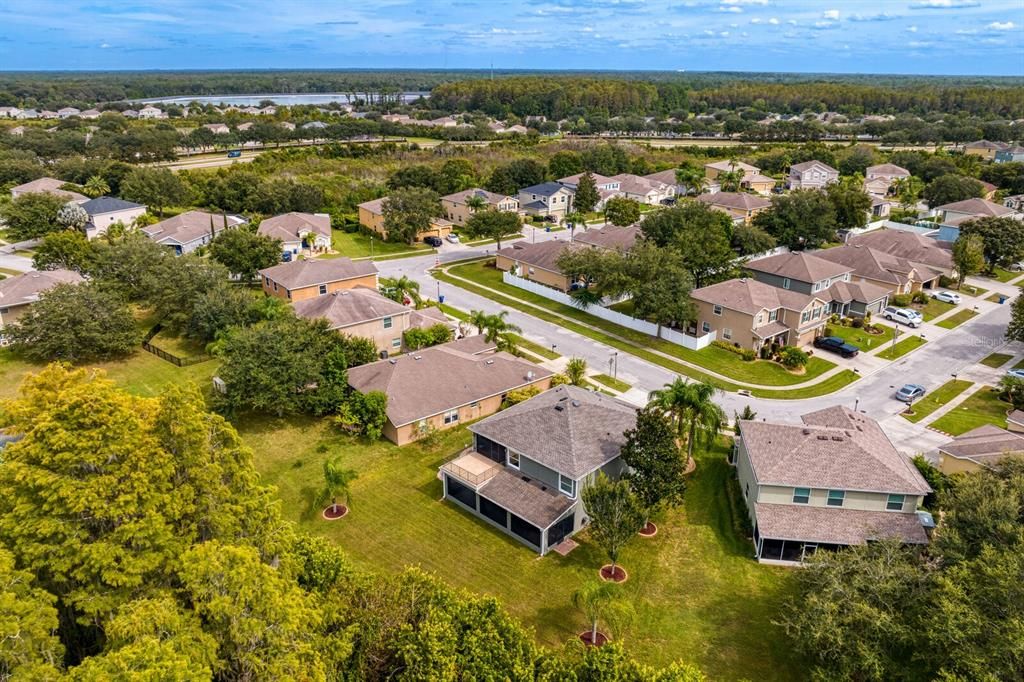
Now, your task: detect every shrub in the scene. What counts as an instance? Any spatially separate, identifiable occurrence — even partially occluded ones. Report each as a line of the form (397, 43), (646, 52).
(713, 340), (755, 361)
(939, 274), (955, 288)
(891, 293), (912, 307)
(911, 291), (929, 304)
(502, 385), (541, 407)
(824, 325), (835, 336)
(851, 317), (864, 329)
(778, 346), (809, 369)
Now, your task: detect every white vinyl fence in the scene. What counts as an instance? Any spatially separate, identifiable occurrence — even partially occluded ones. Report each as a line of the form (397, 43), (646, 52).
(502, 272), (716, 351)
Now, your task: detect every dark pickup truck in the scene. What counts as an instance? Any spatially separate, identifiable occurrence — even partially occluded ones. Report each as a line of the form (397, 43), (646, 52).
(813, 336), (860, 358)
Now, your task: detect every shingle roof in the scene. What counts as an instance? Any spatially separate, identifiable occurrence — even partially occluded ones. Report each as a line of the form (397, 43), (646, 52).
(80, 196), (144, 215)
(695, 192), (771, 212)
(477, 468), (575, 529)
(291, 286), (406, 330)
(824, 279), (890, 305)
(259, 257), (377, 290)
(142, 210), (246, 246)
(408, 305), (454, 331)
(257, 212), (331, 242)
(0, 269), (84, 308)
(611, 173), (671, 196)
(746, 252), (852, 283)
(965, 140), (1010, 150)
(497, 240), (575, 274)
(739, 405), (931, 494)
(691, 277), (819, 315)
(937, 197), (1017, 218)
(357, 198), (385, 215)
(754, 502), (929, 545)
(519, 182), (570, 196)
(643, 169), (681, 186)
(470, 385), (637, 479)
(572, 224), (641, 252)
(442, 334), (497, 355)
(866, 163), (910, 177)
(442, 188), (515, 205)
(790, 160), (838, 174)
(348, 343), (550, 427)
(846, 230), (954, 272)
(558, 172), (615, 187)
(705, 160), (760, 173)
(938, 424), (1024, 468)
(813, 244), (944, 287)
(10, 177), (87, 202)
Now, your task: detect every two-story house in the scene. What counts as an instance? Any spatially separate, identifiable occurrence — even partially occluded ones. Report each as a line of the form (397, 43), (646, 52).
(610, 173), (675, 205)
(863, 163), (910, 197)
(440, 188), (521, 226)
(356, 197), (453, 242)
(812, 242), (947, 295)
(734, 406), (932, 564)
(934, 197), (1021, 242)
(495, 240), (577, 291)
(556, 173), (621, 210)
(259, 257), (378, 301)
(963, 140), (1009, 161)
(786, 160), (839, 191)
(745, 251), (890, 318)
(704, 160), (775, 195)
(518, 182), (574, 220)
(995, 146), (1024, 164)
(79, 197), (147, 240)
(695, 192), (772, 224)
(689, 277), (830, 350)
(439, 385), (636, 554)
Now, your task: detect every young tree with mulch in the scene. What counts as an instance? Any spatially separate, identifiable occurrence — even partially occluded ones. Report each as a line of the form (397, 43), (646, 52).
(571, 580), (635, 647)
(619, 405), (686, 535)
(317, 454), (357, 519)
(581, 473), (646, 582)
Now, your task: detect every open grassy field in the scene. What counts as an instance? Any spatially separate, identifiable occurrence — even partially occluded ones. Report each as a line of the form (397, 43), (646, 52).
(877, 335), (927, 360)
(901, 379), (973, 424)
(930, 386), (1010, 436)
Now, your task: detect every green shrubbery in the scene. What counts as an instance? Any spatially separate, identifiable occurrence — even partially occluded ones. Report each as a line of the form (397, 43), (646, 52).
(712, 340), (756, 361)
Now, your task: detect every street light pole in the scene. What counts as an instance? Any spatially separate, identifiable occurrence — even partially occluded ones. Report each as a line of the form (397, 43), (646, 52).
(370, 235), (374, 259)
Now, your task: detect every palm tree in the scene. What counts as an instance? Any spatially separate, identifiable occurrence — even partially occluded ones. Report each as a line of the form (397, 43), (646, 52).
(648, 378), (725, 467)
(380, 275), (421, 305)
(316, 454), (357, 517)
(572, 581), (633, 645)
(469, 309), (490, 335)
(465, 194), (488, 213)
(565, 210), (586, 240)
(674, 167), (706, 196)
(483, 311), (521, 343)
(83, 175), (110, 198)
(565, 357), (588, 386)
(718, 167), (745, 193)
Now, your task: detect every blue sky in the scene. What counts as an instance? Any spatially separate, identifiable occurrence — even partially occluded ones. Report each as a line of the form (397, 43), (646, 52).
(1, 0), (1022, 75)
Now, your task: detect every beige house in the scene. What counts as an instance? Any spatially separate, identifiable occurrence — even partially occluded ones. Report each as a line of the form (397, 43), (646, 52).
(441, 188), (520, 226)
(813, 240), (948, 295)
(357, 197), (453, 242)
(734, 406), (931, 564)
(347, 341), (553, 445)
(864, 164), (910, 196)
(690, 277), (830, 350)
(10, 177), (87, 203)
(936, 424), (1024, 475)
(695, 192), (771, 224)
(258, 212), (332, 256)
(495, 240), (575, 291)
(142, 210), (247, 255)
(80, 197), (147, 240)
(963, 140), (1009, 161)
(610, 173), (675, 205)
(259, 257), (378, 302)
(786, 160), (839, 190)
(704, 160), (775, 195)
(203, 123), (231, 135)
(0, 269), (84, 340)
(291, 286), (413, 356)
(572, 224), (641, 252)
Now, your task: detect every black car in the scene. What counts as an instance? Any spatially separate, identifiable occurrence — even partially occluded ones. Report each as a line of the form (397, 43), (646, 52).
(423, 236), (443, 247)
(813, 336), (860, 358)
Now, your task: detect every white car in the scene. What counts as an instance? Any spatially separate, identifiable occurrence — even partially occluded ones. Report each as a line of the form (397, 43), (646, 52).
(883, 306), (923, 328)
(446, 233), (460, 244)
(933, 290), (961, 305)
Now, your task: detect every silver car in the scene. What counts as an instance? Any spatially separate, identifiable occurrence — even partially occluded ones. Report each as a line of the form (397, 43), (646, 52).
(883, 306), (923, 328)
(932, 291), (961, 305)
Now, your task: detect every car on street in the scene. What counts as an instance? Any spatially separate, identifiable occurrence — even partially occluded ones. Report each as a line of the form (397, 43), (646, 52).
(813, 336), (860, 358)
(423, 236), (443, 247)
(895, 384), (926, 403)
(883, 306), (923, 328)
(933, 291), (961, 305)
(1006, 369), (1024, 380)
(446, 233), (460, 243)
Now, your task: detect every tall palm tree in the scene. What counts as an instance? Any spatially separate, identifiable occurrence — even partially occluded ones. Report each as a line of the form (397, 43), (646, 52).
(648, 378), (725, 467)
(674, 167), (706, 196)
(83, 175), (110, 198)
(718, 168), (745, 193)
(465, 194), (488, 213)
(572, 580), (633, 645)
(380, 275), (421, 305)
(469, 309), (490, 335)
(483, 311), (521, 343)
(316, 454), (357, 516)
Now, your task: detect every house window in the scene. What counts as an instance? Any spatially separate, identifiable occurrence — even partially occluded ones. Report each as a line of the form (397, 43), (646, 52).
(558, 474), (577, 498)
(318, 284), (327, 296)
(723, 328), (732, 340)
(782, 277), (791, 289)
(792, 487), (810, 504)
(802, 311), (811, 323)
(443, 409), (459, 425)
(744, 483), (749, 499)
(383, 316), (393, 329)
(886, 494), (905, 511)
(826, 490), (845, 507)
(756, 314), (763, 325)
(768, 310), (778, 322)
(272, 281), (278, 291)
(812, 307), (821, 320)
(712, 305), (723, 316)
(391, 338), (401, 348)
(508, 450), (520, 469)
(702, 321), (711, 333)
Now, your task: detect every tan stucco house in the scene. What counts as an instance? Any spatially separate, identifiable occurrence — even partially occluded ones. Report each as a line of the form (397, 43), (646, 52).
(936, 424), (1024, 475)
(259, 257), (378, 302)
(495, 240), (575, 291)
(0, 269), (84, 341)
(441, 188), (520, 226)
(357, 197), (453, 242)
(80, 197), (147, 240)
(258, 212), (333, 255)
(695, 192), (772, 224)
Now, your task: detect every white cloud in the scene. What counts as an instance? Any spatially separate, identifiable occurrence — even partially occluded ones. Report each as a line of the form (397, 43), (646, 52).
(749, 17), (761, 24)
(768, 17), (779, 25)
(987, 21), (1016, 31)
(908, 40), (932, 47)
(786, 19), (797, 25)
(822, 9), (840, 20)
(719, 30), (729, 36)
(99, 42), (110, 48)
(910, 0), (980, 9)
(721, 0), (768, 5)
(907, 25), (918, 32)
(848, 13), (897, 22)
(717, 6), (742, 13)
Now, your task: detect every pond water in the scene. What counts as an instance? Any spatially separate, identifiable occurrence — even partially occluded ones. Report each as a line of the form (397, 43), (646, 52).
(137, 92), (428, 106)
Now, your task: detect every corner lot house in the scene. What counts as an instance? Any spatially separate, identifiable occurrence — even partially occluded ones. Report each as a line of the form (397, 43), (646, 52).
(936, 424), (1024, 475)
(934, 198), (1021, 242)
(786, 160), (839, 190)
(79, 197), (147, 240)
(10, 177), (87, 203)
(257, 212), (332, 255)
(440, 385), (636, 554)
(495, 240), (575, 291)
(441, 188), (520, 226)
(347, 341), (553, 445)
(734, 406), (931, 564)
(690, 277), (830, 350)
(517, 182), (574, 220)
(142, 210), (247, 255)
(0, 269), (84, 340)
(695, 192), (771, 224)
(357, 198), (452, 242)
(812, 241), (947, 295)
(260, 257), (378, 302)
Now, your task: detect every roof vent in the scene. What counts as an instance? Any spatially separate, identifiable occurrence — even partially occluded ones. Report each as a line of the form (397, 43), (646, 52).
(554, 405), (564, 412)
(559, 396), (568, 402)
(816, 435), (830, 441)
(831, 436), (844, 442)
(486, 359), (495, 365)
(388, 359), (397, 365)
(414, 355), (422, 360)
(802, 428), (811, 435)
(571, 400), (581, 407)
(526, 371), (535, 380)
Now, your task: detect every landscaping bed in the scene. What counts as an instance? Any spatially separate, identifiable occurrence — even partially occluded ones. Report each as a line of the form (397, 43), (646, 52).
(929, 386), (1009, 435)
(901, 379), (973, 424)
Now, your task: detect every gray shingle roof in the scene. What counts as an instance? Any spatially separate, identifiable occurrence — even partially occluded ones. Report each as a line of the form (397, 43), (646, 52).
(695, 192), (771, 212)
(938, 424), (1024, 468)
(80, 196), (144, 215)
(259, 257), (377, 290)
(257, 212), (331, 242)
(846, 230), (954, 272)
(937, 198), (1016, 218)
(497, 240), (575, 274)
(691, 277), (820, 315)
(754, 502), (929, 545)
(142, 210), (247, 247)
(572, 224), (641, 252)
(0, 269), (84, 308)
(746, 252), (852, 283)
(477, 468), (575, 529)
(291, 286), (406, 330)
(520, 182), (570, 196)
(789, 160), (838, 174)
(10, 177), (87, 202)
(470, 385), (637, 479)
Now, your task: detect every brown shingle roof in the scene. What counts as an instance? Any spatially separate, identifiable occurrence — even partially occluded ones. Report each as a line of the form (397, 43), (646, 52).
(259, 257), (377, 291)
(705, 160), (759, 174)
(477, 468), (574, 529)
(10, 177), (87, 202)
(0, 269), (84, 308)
(408, 305), (454, 331)
(142, 210), (246, 247)
(754, 502), (929, 545)
(824, 279), (890, 305)
(938, 424), (1024, 468)
(497, 240), (575, 274)
(739, 405), (931, 494)
(695, 192), (771, 212)
(347, 342), (551, 427)
(442, 188), (516, 206)
(813, 244), (943, 287)
(291, 286), (406, 330)
(866, 163), (910, 178)
(470, 385), (637, 479)
(746, 252), (852, 283)
(357, 198), (385, 215)
(643, 169), (681, 186)
(257, 212), (331, 242)
(937, 198), (1016, 218)
(572, 224), (641, 252)
(790, 160), (838, 174)
(846, 230), (954, 272)
(691, 277), (820, 315)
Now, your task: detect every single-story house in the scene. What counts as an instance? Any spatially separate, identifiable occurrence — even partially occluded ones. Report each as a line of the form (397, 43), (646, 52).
(734, 405), (932, 564)
(10, 177), (87, 203)
(258, 212), (333, 255)
(259, 257), (378, 302)
(495, 240), (576, 291)
(963, 140), (1009, 161)
(356, 198), (453, 242)
(142, 210), (247, 255)
(347, 340), (553, 445)
(934, 198), (1021, 242)
(610, 173), (675, 205)
(440, 385), (636, 554)
(517, 182), (575, 220)
(846, 229), (954, 277)
(572, 223), (642, 252)
(704, 160), (775, 195)
(0, 269), (84, 341)
(440, 188), (520, 226)
(203, 123), (231, 135)
(695, 192), (772, 224)
(936, 424), (1024, 475)
(79, 196), (147, 240)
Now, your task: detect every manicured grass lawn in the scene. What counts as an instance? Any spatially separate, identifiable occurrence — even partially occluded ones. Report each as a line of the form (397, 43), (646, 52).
(901, 379), (973, 424)
(149, 329), (209, 358)
(330, 229), (432, 259)
(987, 293), (1006, 303)
(252, 426), (800, 679)
(1014, 358), (1024, 370)
(438, 303), (469, 321)
(509, 334), (560, 360)
(930, 386), (1010, 436)
(981, 352), (1014, 368)
(985, 267), (1018, 283)
(915, 298), (955, 322)
(0, 267), (24, 277)
(462, 233), (524, 247)
(957, 283), (988, 297)
(444, 261), (836, 388)
(752, 370), (860, 400)
(592, 373), (631, 392)
(877, 335), (927, 360)
(608, 299), (635, 315)
(936, 309), (978, 329)
(824, 323), (894, 352)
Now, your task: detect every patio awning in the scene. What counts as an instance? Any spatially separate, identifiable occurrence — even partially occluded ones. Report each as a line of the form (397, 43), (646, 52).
(479, 469), (574, 529)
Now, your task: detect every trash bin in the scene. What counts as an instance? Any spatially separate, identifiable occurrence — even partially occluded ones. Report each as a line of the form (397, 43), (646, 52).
(439, 294), (445, 304)
(545, 226), (551, 233)
(999, 295), (1008, 304)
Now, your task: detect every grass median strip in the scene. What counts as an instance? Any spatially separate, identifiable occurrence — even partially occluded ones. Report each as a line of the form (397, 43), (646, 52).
(592, 373), (631, 392)
(930, 385), (1009, 436)
(877, 335), (927, 360)
(936, 309), (978, 329)
(508, 334), (560, 360)
(981, 352), (1013, 368)
(901, 379), (973, 424)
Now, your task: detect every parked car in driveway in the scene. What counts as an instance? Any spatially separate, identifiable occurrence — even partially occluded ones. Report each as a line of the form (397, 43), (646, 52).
(813, 336), (860, 358)
(895, 384), (926, 403)
(1006, 369), (1024, 380)
(933, 291), (961, 305)
(446, 233), (460, 243)
(883, 306), (923, 328)
(423, 236), (443, 247)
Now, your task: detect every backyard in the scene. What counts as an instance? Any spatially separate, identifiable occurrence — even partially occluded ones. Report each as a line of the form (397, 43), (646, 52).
(930, 385), (1010, 436)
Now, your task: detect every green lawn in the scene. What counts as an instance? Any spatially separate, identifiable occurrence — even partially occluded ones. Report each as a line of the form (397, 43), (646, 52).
(930, 386), (1010, 436)
(608, 299), (635, 315)
(438, 303), (469, 322)
(1014, 358), (1024, 371)
(149, 329), (210, 359)
(252, 425), (799, 679)
(509, 334), (560, 360)
(329, 229), (433, 259)
(592, 373), (631, 392)
(981, 352), (1014, 368)
(751, 370), (860, 400)
(877, 335), (927, 360)
(915, 298), (955, 322)
(444, 261), (836, 388)
(987, 293), (1006, 303)
(936, 309), (978, 329)
(462, 233), (524, 247)
(901, 379), (973, 424)
(957, 283), (988, 297)
(824, 323), (895, 352)
(985, 267), (1018, 283)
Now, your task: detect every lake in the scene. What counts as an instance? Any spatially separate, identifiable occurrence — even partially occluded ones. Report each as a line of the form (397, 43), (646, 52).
(137, 92), (428, 106)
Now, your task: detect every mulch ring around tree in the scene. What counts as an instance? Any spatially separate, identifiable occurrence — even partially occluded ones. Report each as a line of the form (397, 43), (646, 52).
(683, 456), (697, 475)
(578, 631), (610, 647)
(321, 505), (349, 521)
(638, 521), (658, 537)
(599, 564), (628, 583)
